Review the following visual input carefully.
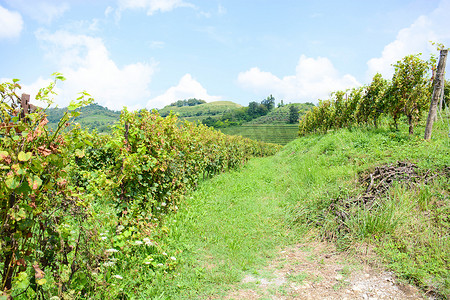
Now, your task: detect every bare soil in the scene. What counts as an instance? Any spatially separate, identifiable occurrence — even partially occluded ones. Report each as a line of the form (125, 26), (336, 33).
(225, 242), (428, 300)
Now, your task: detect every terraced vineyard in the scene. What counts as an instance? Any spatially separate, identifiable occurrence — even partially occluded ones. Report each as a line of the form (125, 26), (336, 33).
(220, 124), (299, 145)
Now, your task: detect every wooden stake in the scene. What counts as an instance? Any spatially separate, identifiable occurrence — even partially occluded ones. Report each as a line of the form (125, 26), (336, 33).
(20, 93), (30, 119)
(424, 49), (448, 140)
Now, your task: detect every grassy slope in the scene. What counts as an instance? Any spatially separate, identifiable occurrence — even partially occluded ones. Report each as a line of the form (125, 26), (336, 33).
(46, 103), (121, 132)
(217, 103), (314, 145)
(146, 118), (449, 299)
(158, 101), (242, 119)
(219, 124), (299, 145)
(247, 103), (313, 124)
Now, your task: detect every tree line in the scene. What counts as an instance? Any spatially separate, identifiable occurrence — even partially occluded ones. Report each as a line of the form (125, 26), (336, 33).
(169, 98), (206, 107)
(202, 95), (277, 128)
(299, 54), (448, 136)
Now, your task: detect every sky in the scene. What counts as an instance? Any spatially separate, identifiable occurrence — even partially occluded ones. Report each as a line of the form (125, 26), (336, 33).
(1, 0), (449, 111)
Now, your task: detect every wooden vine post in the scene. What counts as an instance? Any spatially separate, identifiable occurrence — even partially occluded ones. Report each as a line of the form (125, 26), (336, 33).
(424, 49), (448, 140)
(20, 93), (31, 119)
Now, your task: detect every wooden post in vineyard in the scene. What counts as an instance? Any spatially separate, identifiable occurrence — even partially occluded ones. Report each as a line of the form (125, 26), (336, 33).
(20, 93), (30, 119)
(424, 49), (448, 140)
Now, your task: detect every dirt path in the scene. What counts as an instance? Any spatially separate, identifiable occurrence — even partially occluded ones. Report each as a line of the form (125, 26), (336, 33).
(225, 242), (428, 300)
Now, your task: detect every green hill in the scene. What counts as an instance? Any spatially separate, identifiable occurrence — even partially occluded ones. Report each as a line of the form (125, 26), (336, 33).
(248, 102), (314, 124)
(158, 101), (243, 122)
(46, 103), (121, 132)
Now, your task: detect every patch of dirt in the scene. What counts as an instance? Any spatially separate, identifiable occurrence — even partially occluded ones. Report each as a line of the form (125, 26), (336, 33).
(226, 242), (429, 299)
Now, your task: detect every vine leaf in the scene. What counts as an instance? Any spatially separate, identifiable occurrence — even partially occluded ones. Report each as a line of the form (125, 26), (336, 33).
(18, 151), (32, 162)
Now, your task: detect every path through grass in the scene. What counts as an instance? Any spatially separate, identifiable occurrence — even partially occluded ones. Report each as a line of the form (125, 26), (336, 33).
(150, 123), (449, 299)
(152, 153), (303, 298)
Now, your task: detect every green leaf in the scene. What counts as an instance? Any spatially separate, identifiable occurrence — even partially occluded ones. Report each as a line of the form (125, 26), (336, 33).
(74, 149), (85, 158)
(67, 100), (83, 111)
(18, 151), (32, 162)
(36, 278), (47, 285)
(30, 175), (42, 190)
(71, 111), (81, 118)
(0, 150), (8, 160)
(5, 177), (20, 189)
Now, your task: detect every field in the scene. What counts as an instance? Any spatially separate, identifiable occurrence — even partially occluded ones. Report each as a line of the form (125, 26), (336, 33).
(220, 124), (299, 145)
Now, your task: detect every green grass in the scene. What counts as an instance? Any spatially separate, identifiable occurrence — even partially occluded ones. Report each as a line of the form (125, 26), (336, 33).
(158, 101), (242, 119)
(140, 116), (450, 299)
(220, 124), (299, 145)
(146, 155), (303, 298)
(248, 103), (313, 124)
(93, 115), (449, 298)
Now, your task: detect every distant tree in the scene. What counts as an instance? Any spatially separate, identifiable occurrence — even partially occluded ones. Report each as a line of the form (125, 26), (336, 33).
(277, 99), (284, 108)
(170, 98), (206, 107)
(288, 105), (300, 123)
(261, 94), (275, 111)
(202, 116), (216, 127)
(248, 101), (268, 118)
(187, 98), (206, 106)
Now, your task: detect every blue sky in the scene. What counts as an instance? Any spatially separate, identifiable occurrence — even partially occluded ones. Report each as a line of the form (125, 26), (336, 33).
(1, 0), (449, 110)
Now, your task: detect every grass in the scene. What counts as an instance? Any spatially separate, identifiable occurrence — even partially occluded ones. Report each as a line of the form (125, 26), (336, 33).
(149, 155), (303, 298)
(100, 115), (449, 298)
(158, 101), (242, 118)
(220, 124), (299, 145)
(247, 103), (314, 124)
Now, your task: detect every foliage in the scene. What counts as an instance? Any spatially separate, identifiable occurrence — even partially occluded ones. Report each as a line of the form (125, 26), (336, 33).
(390, 54), (433, 134)
(261, 94), (275, 111)
(299, 53), (434, 136)
(169, 98), (206, 107)
(202, 95), (284, 129)
(46, 103), (121, 133)
(0, 75), (101, 299)
(288, 105), (300, 124)
(0, 76), (281, 298)
(356, 73), (388, 127)
(247, 103), (314, 125)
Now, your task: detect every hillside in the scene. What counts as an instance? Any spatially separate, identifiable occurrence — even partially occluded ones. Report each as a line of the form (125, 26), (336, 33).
(248, 102), (314, 124)
(220, 124), (299, 145)
(158, 100), (243, 121)
(46, 103), (120, 132)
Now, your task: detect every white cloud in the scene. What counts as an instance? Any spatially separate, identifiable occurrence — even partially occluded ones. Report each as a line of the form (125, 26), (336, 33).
(147, 74), (222, 109)
(0, 5), (23, 39)
(238, 55), (360, 102)
(105, 6), (114, 17)
(33, 29), (156, 111)
(367, 0), (450, 79)
(116, 0), (194, 17)
(4, 0), (69, 24)
(148, 40), (165, 49)
(218, 4), (226, 15)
